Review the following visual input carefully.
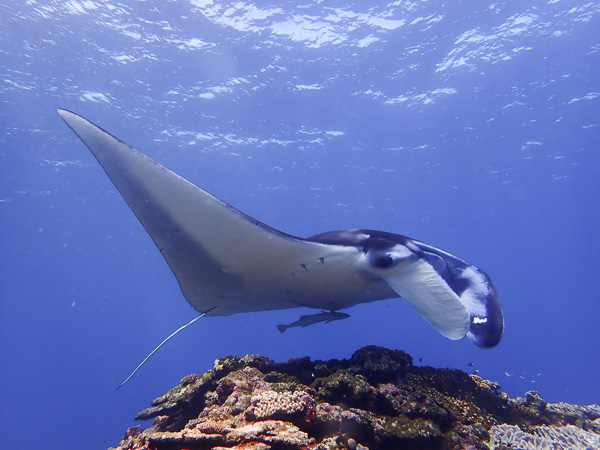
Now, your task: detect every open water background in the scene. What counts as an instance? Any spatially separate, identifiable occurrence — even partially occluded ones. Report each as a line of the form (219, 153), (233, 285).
(1, 1), (599, 448)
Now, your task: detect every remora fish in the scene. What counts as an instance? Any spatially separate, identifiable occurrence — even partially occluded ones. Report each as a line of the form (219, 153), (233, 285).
(277, 311), (350, 333)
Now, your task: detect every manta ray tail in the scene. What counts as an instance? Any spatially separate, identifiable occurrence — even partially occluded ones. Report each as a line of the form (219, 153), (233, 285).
(117, 312), (209, 389)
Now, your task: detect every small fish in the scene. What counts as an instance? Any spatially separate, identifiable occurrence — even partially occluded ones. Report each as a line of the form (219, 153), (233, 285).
(277, 310), (350, 333)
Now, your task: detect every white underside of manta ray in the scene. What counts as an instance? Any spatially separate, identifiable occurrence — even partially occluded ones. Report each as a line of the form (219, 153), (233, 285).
(58, 109), (504, 354)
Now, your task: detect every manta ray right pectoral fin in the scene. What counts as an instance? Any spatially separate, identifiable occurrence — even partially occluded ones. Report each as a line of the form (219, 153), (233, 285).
(383, 259), (470, 340)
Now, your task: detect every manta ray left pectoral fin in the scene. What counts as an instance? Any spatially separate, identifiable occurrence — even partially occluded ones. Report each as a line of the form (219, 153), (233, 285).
(57, 109), (320, 317)
(383, 259), (470, 340)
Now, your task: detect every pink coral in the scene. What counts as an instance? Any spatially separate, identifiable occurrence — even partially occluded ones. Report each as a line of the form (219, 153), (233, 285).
(248, 390), (313, 420)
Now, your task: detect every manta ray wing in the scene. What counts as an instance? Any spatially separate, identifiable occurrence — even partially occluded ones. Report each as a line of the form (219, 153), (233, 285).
(381, 258), (469, 340)
(57, 110), (392, 316)
(412, 239), (504, 348)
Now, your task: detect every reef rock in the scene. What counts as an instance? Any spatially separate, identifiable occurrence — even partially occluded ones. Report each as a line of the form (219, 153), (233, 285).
(109, 345), (600, 450)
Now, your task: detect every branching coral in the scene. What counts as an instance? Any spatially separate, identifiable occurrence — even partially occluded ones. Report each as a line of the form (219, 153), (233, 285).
(490, 423), (600, 449)
(249, 389), (313, 420)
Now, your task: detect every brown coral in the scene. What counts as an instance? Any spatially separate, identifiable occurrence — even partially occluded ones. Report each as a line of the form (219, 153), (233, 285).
(180, 373), (200, 386)
(195, 418), (226, 434)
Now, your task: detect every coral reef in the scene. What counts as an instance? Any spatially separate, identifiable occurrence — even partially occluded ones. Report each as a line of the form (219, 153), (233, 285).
(109, 346), (600, 450)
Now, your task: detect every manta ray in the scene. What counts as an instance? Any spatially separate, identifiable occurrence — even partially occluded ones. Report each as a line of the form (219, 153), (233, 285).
(58, 109), (504, 384)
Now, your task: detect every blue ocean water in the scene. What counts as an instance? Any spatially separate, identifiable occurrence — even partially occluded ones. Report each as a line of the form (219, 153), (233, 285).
(1, 1), (599, 448)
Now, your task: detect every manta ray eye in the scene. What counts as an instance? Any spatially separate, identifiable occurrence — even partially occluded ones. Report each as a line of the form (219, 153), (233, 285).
(371, 253), (395, 269)
(365, 243), (409, 269)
